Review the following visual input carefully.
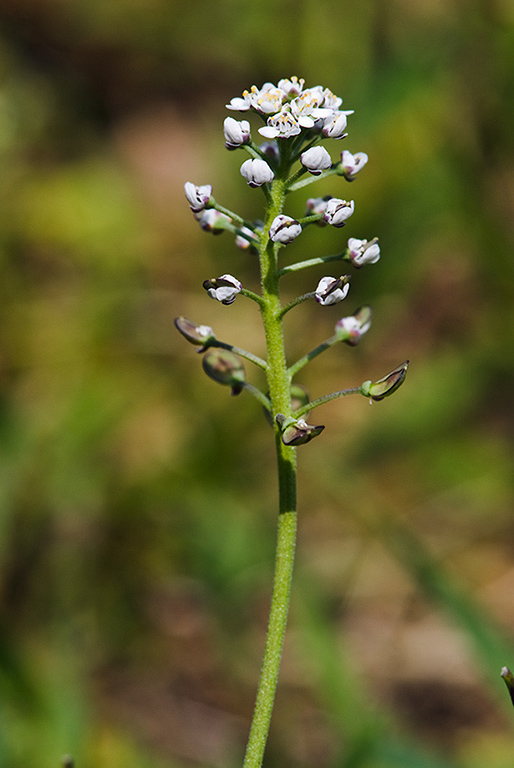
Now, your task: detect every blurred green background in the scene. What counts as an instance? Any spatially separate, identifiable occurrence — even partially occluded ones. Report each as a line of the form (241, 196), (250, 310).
(1, 0), (514, 766)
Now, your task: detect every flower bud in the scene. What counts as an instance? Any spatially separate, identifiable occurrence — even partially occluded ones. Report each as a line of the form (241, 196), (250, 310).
(174, 316), (216, 352)
(347, 237), (380, 267)
(203, 274), (242, 305)
(340, 150), (368, 180)
(223, 117), (251, 149)
(269, 215), (302, 244)
(235, 225), (260, 252)
(360, 361), (409, 401)
(259, 141), (280, 163)
(315, 275), (350, 305)
(240, 158), (275, 187)
(194, 209), (232, 234)
(202, 349), (246, 396)
(501, 667), (514, 707)
(300, 146), (332, 175)
(323, 198), (355, 227)
(322, 111), (350, 139)
(276, 414), (325, 446)
(334, 305), (373, 346)
(184, 182), (213, 213)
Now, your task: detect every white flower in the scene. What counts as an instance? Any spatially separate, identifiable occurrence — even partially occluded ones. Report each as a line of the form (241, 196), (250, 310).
(195, 209), (231, 233)
(323, 198), (355, 227)
(240, 158), (275, 187)
(300, 146), (332, 175)
(277, 76), (305, 97)
(203, 274), (242, 305)
(184, 182), (212, 212)
(290, 87), (333, 128)
(258, 106), (302, 139)
(226, 83), (285, 114)
(347, 238), (380, 267)
(225, 95), (251, 111)
(245, 83), (285, 114)
(322, 111), (352, 139)
(223, 117), (251, 149)
(269, 215), (302, 244)
(341, 150), (368, 178)
(335, 306), (373, 345)
(319, 87), (343, 112)
(315, 276), (350, 305)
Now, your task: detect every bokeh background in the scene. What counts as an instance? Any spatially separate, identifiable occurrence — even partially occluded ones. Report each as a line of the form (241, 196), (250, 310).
(1, 1), (514, 766)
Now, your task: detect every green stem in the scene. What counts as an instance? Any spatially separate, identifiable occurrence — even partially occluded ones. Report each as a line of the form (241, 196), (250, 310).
(242, 167), (298, 768)
(287, 165), (341, 192)
(277, 292), (315, 320)
(242, 438), (297, 768)
(241, 382), (272, 410)
(211, 341), (267, 371)
(241, 288), (266, 308)
(288, 334), (339, 379)
(290, 133), (321, 163)
(244, 141), (274, 165)
(279, 250), (349, 278)
(294, 386), (361, 418)
(210, 201), (248, 228)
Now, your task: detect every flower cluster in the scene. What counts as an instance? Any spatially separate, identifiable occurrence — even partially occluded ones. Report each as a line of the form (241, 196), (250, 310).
(178, 76), (407, 447)
(226, 78), (353, 141)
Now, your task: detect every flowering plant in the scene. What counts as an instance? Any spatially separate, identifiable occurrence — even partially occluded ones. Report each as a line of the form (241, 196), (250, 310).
(178, 76), (408, 768)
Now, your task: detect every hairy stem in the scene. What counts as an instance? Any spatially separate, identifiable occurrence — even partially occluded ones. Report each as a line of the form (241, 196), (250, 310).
(242, 438), (297, 768)
(288, 334), (339, 378)
(242, 169), (298, 768)
(278, 250), (349, 277)
(294, 386), (362, 418)
(212, 341), (267, 371)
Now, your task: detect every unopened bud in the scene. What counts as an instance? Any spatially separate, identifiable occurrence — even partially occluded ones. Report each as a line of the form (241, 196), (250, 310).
(334, 305), (373, 346)
(259, 141), (280, 163)
(235, 225), (261, 252)
(269, 215), (302, 244)
(360, 361), (409, 401)
(240, 158), (275, 187)
(223, 117), (251, 149)
(340, 150), (368, 180)
(347, 237), (380, 268)
(184, 182), (213, 212)
(323, 198), (355, 227)
(315, 275), (351, 306)
(300, 146), (332, 175)
(202, 349), (246, 396)
(276, 414), (325, 446)
(305, 196), (331, 226)
(194, 209), (232, 234)
(203, 274), (242, 305)
(501, 666), (514, 707)
(174, 316), (216, 352)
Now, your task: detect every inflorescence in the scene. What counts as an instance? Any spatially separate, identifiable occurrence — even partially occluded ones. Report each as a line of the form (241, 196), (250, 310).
(178, 76), (408, 445)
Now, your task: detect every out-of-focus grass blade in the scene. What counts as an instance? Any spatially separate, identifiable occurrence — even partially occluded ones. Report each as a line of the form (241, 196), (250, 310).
(296, 573), (462, 768)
